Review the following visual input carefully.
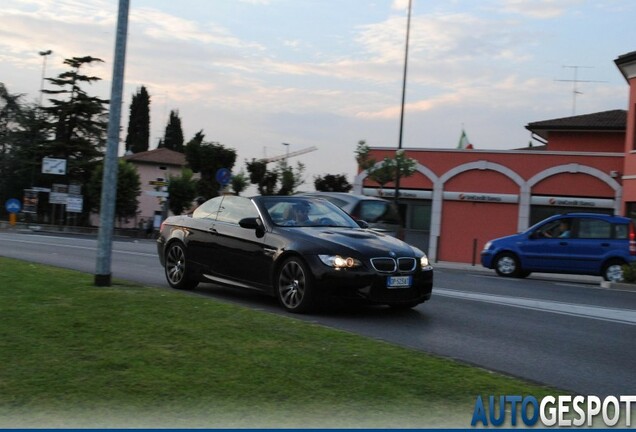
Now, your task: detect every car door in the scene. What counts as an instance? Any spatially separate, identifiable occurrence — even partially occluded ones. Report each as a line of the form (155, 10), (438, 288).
(566, 217), (617, 273)
(209, 196), (274, 289)
(518, 218), (574, 271)
(187, 196), (223, 276)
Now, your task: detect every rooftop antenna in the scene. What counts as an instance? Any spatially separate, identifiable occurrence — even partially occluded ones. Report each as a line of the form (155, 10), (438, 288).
(555, 65), (605, 115)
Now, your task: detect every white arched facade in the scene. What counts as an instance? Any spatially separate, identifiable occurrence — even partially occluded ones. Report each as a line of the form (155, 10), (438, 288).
(354, 160), (622, 263)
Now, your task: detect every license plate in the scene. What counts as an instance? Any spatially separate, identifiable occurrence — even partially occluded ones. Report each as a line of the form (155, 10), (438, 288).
(387, 275), (412, 289)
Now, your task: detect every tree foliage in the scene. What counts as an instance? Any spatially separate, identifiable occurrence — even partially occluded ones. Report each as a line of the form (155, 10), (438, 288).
(314, 174), (352, 192)
(125, 86), (150, 154)
(231, 170), (248, 196)
(160, 109), (184, 152)
(86, 159), (141, 224)
(184, 131), (236, 198)
(245, 159), (277, 195)
(355, 140), (417, 193)
(167, 168), (197, 215)
(40, 56), (109, 222)
(245, 158), (305, 195)
(277, 161), (305, 195)
(0, 84), (25, 206)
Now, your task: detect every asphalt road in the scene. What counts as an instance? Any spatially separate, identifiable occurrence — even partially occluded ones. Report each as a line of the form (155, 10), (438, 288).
(1, 229), (635, 397)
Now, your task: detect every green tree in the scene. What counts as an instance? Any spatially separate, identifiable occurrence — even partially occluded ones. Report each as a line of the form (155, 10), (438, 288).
(167, 168), (197, 215)
(40, 56), (109, 222)
(1, 100), (49, 216)
(231, 170), (248, 196)
(277, 161), (305, 195)
(355, 140), (417, 195)
(0, 83), (25, 206)
(160, 109), (184, 152)
(245, 158), (277, 195)
(314, 174), (352, 192)
(355, 140), (375, 171)
(125, 85), (150, 154)
(245, 158), (306, 195)
(86, 159), (141, 225)
(184, 132), (236, 198)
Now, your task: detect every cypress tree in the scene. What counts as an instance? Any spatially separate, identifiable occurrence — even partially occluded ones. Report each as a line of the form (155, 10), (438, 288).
(125, 85), (150, 153)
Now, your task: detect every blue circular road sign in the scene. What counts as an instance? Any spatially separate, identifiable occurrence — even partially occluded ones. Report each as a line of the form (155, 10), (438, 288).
(5, 198), (21, 214)
(215, 168), (232, 186)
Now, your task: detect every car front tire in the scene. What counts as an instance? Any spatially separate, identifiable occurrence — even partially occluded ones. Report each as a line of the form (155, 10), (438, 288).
(164, 241), (199, 290)
(276, 257), (316, 313)
(494, 252), (521, 278)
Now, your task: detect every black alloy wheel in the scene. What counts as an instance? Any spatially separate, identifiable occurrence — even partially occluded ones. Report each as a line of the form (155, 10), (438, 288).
(165, 241), (198, 290)
(276, 257), (316, 313)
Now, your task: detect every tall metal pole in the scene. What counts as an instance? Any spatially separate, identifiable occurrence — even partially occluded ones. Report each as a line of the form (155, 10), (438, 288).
(38, 50), (52, 107)
(95, 0), (130, 286)
(394, 0), (412, 204)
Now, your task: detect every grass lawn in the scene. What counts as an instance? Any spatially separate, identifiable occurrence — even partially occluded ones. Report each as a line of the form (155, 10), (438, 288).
(0, 256), (559, 428)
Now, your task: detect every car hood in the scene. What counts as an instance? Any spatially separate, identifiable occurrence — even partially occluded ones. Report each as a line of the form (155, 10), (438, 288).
(489, 232), (526, 245)
(280, 227), (419, 257)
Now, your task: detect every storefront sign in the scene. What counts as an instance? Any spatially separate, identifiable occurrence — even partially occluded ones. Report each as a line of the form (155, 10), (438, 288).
(531, 196), (615, 208)
(363, 188), (433, 199)
(444, 191), (519, 203)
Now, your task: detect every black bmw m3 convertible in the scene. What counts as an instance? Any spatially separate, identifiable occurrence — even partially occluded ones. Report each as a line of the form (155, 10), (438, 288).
(157, 195), (433, 313)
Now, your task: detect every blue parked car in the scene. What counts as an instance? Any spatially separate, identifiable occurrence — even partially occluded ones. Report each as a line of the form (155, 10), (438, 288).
(481, 213), (636, 281)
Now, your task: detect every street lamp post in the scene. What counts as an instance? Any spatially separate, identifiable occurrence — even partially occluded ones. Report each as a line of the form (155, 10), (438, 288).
(38, 50), (52, 107)
(394, 0), (412, 204)
(282, 142), (290, 168)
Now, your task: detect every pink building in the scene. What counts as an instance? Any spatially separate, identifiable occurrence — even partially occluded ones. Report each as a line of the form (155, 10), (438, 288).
(120, 148), (190, 230)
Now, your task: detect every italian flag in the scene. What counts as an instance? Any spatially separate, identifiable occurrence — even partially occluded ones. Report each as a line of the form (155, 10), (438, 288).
(457, 129), (473, 150)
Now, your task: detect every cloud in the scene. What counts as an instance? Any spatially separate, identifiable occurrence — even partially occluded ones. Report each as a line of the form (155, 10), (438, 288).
(498, 0), (584, 19)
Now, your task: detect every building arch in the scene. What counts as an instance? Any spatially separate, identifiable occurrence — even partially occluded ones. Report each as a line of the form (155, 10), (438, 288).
(527, 163), (622, 218)
(429, 161), (528, 261)
(352, 162), (439, 193)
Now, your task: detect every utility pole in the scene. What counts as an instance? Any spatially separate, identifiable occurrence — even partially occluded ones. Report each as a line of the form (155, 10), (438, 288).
(95, 0), (130, 286)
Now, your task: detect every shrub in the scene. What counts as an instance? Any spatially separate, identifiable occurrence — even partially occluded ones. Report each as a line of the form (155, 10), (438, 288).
(621, 262), (636, 283)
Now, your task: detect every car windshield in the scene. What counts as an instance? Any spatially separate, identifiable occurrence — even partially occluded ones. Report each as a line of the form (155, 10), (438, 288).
(261, 197), (358, 228)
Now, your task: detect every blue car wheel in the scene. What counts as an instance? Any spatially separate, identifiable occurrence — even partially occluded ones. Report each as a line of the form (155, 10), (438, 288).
(494, 252), (521, 278)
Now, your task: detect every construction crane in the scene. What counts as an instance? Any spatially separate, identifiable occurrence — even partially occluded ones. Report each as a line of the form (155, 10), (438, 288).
(260, 145), (317, 164)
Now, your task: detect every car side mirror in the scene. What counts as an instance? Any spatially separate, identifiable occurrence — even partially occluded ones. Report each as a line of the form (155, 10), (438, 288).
(239, 217), (265, 238)
(356, 219), (370, 229)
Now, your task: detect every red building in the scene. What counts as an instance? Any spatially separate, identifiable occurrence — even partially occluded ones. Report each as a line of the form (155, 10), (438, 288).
(356, 50), (636, 264)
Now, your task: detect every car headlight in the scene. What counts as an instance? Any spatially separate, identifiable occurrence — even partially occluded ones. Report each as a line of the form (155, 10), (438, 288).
(420, 255), (432, 270)
(318, 254), (362, 269)
(483, 241), (492, 250)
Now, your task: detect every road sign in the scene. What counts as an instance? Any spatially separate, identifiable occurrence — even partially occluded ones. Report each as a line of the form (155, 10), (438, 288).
(145, 191), (169, 197)
(216, 168), (232, 186)
(5, 198), (21, 214)
(42, 157), (67, 175)
(66, 195), (83, 213)
(23, 190), (39, 213)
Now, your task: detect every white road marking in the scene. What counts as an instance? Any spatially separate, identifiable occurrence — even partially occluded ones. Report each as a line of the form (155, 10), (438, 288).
(435, 287), (636, 325)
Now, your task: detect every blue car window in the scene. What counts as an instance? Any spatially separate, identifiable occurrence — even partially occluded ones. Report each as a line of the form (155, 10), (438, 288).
(578, 219), (611, 239)
(614, 224), (628, 239)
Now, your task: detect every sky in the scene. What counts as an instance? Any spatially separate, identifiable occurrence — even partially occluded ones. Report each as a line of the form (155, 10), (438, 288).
(2, 0), (636, 188)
